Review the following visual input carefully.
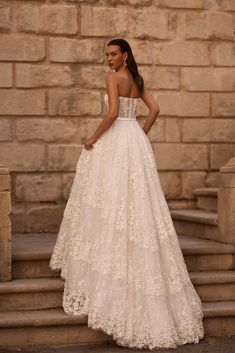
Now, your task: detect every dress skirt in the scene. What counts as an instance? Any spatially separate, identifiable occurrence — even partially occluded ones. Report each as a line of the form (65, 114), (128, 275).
(49, 113), (204, 350)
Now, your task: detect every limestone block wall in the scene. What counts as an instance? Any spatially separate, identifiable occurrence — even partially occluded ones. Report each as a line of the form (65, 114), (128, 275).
(0, 0), (234, 233)
(0, 167), (11, 281)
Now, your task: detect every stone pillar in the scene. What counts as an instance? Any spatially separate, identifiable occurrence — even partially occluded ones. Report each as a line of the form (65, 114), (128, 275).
(218, 157), (235, 268)
(0, 167), (12, 281)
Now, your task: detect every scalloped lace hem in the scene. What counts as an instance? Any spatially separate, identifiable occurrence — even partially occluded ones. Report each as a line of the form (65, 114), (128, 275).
(61, 287), (204, 350)
(63, 305), (204, 350)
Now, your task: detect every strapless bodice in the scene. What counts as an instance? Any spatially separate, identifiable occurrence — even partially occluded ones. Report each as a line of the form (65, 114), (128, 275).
(104, 93), (139, 120)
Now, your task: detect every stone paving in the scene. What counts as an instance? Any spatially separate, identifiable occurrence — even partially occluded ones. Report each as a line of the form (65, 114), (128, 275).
(1, 336), (235, 353)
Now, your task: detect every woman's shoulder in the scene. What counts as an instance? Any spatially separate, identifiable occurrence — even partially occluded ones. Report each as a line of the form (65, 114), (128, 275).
(105, 71), (119, 84)
(105, 71), (120, 80)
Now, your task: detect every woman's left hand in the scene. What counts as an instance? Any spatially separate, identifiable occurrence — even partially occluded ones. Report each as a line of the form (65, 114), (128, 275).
(84, 137), (96, 150)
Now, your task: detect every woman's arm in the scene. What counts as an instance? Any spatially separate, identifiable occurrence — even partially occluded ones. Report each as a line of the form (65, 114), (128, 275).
(140, 87), (160, 135)
(84, 73), (119, 150)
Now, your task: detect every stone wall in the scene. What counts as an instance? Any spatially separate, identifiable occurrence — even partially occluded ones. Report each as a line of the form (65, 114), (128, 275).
(0, 167), (11, 281)
(0, 0), (234, 233)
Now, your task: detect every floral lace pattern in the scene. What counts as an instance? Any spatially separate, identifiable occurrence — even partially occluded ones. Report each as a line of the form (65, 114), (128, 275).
(105, 94), (139, 120)
(49, 94), (204, 350)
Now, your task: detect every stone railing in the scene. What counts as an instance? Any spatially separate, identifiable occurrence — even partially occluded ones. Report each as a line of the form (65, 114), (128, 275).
(0, 167), (11, 281)
(218, 157), (235, 268)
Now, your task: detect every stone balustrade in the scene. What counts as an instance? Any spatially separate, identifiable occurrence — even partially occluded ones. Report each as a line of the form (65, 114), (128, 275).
(0, 167), (11, 281)
(218, 157), (235, 268)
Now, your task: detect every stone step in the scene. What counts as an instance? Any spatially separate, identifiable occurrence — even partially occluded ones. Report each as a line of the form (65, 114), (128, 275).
(191, 271), (235, 302)
(0, 278), (64, 311)
(12, 233), (234, 280)
(203, 301), (235, 337)
(171, 209), (220, 242)
(1, 270), (235, 312)
(0, 308), (112, 348)
(193, 188), (218, 211)
(12, 233), (60, 279)
(1, 302), (235, 348)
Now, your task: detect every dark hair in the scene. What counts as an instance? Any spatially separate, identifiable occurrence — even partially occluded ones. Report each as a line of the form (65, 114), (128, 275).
(107, 38), (144, 93)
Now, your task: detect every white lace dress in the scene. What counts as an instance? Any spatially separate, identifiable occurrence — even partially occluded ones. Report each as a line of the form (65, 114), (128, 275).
(49, 93), (204, 350)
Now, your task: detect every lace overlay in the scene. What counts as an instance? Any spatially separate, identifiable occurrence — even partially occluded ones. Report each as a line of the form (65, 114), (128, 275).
(49, 94), (204, 350)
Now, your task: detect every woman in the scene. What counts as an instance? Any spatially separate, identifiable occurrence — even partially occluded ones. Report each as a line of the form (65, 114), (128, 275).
(49, 38), (204, 350)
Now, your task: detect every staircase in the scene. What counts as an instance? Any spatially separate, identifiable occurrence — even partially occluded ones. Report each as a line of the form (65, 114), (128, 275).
(171, 187), (235, 337)
(0, 233), (113, 348)
(171, 188), (220, 242)
(0, 188), (235, 348)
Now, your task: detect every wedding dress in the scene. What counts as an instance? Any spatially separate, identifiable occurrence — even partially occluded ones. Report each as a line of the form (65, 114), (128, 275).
(49, 93), (204, 350)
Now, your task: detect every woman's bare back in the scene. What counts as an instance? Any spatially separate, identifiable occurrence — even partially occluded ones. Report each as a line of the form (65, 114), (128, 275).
(113, 70), (140, 98)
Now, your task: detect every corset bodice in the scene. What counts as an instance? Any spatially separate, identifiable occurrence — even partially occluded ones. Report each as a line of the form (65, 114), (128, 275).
(104, 93), (139, 120)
